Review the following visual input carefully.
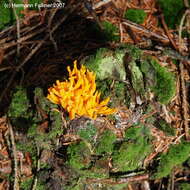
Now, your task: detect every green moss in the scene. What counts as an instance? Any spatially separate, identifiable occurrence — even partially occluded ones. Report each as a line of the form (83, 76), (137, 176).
(27, 110), (62, 150)
(95, 130), (117, 155)
(83, 46), (175, 104)
(8, 87), (34, 132)
(67, 141), (91, 170)
(113, 81), (126, 97)
(8, 86), (30, 118)
(125, 44), (142, 59)
(150, 58), (176, 104)
(22, 88), (63, 150)
(34, 87), (57, 112)
(97, 79), (127, 107)
(127, 50), (176, 104)
(158, 0), (184, 29)
(20, 178), (33, 190)
(102, 21), (119, 42)
(155, 119), (176, 136)
(124, 9), (147, 24)
(79, 169), (108, 179)
(16, 139), (37, 162)
(178, 183), (190, 190)
(48, 110), (63, 139)
(111, 81), (127, 106)
(140, 57), (176, 104)
(155, 142), (190, 178)
(20, 177), (45, 190)
(96, 79), (112, 99)
(112, 127), (152, 172)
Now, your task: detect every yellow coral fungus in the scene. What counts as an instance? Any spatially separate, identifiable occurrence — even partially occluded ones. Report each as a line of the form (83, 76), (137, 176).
(47, 60), (116, 120)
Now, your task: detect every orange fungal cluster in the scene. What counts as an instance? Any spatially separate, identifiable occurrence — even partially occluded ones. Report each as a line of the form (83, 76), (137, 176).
(47, 61), (116, 120)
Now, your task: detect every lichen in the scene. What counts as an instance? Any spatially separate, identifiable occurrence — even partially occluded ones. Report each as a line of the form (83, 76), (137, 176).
(82, 48), (126, 81)
(128, 60), (145, 95)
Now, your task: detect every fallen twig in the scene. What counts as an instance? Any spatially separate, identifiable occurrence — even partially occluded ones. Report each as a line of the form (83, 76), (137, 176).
(119, 23), (124, 43)
(122, 19), (169, 42)
(8, 0), (21, 56)
(179, 61), (189, 140)
(48, 8), (59, 51)
(0, 27), (46, 50)
(86, 174), (149, 185)
(7, 118), (19, 190)
(159, 12), (178, 51)
(93, 0), (112, 9)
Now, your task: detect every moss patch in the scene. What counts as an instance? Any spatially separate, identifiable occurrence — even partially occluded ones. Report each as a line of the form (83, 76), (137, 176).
(124, 9), (147, 24)
(141, 57), (176, 104)
(95, 130), (117, 155)
(158, 0), (184, 29)
(155, 142), (190, 178)
(112, 126), (152, 172)
(155, 119), (176, 136)
(8, 86), (30, 118)
(102, 21), (119, 42)
(77, 122), (97, 142)
(150, 58), (176, 104)
(67, 141), (91, 170)
(178, 183), (190, 190)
